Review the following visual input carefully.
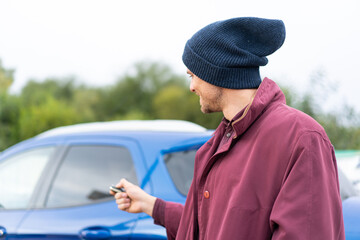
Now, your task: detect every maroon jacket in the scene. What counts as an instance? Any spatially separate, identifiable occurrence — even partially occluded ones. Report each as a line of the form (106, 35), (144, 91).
(153, 78), (345, 239)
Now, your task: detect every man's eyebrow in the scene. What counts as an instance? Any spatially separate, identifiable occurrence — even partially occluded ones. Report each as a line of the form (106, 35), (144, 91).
(186, 70), (192, 74)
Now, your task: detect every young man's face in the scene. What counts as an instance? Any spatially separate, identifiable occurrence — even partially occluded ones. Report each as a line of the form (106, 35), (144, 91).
(187, 70), (223, 114)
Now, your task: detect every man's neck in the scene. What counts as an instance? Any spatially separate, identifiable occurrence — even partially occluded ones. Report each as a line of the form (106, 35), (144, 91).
(221, 89), (257, 121)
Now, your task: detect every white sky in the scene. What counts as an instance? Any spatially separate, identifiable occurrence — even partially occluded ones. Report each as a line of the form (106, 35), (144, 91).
(0, 0), (359, 111)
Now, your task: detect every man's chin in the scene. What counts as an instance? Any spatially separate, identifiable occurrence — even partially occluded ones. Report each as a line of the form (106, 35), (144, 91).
(201, 107), (215, 114)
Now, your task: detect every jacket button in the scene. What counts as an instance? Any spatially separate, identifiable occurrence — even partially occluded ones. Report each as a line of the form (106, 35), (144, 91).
(226, 132), (231, 138)
(204, 191), (210, 199)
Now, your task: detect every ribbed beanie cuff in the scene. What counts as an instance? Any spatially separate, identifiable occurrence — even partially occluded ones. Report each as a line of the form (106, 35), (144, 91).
(183, 42), (262, 89)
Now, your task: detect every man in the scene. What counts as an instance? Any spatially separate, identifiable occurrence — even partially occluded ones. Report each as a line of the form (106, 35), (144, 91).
(111, 17), (345, 239)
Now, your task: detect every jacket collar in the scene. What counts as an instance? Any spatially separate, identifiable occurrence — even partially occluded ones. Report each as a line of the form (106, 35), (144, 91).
(230, 77), (286, 138)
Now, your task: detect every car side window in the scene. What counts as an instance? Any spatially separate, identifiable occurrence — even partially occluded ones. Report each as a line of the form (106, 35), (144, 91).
(46, 145), (137, 208)
(0, 147), (55, 210)
(164, 149), (197, 196)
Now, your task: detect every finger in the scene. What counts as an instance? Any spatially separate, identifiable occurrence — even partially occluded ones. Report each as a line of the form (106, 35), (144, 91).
(116, 178), (132, 190)
(116, 197), (130, 205)
(116, 178), (126, 188)
(114, 192), (128, 199)
(115, 196), (130, 205)
(118, 202), (131, 211)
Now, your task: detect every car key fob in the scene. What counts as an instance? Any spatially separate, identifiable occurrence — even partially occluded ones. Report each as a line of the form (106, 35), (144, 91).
(109, 185), (126, 193)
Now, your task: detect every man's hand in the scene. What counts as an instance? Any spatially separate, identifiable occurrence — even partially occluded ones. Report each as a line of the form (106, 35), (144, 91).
(109, 178), (157, 217)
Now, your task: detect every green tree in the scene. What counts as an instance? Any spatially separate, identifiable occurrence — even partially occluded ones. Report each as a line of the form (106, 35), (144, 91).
(20, 78), (77, 107)
(18, 96), (81, 140)
(1, 60), (359, 151)
(0, 60), (14, 94)
(0, 60), (20, 150)
(279, 71), (360, 150)
(20, 77), (103, 123)
(98, 62), (187, 120)
(72, 86), (103, 122)
(153, 84), (223, 129)
(153, 85), (190, 120)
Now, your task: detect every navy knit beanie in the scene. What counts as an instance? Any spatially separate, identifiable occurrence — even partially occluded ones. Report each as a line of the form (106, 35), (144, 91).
(182, 17), (286, 89)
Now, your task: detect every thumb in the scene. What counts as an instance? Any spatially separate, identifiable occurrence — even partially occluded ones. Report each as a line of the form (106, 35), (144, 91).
(116, 178), (133, 190)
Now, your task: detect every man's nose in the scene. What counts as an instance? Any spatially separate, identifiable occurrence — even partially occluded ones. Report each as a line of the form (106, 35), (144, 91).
(189, 80), (196, 92)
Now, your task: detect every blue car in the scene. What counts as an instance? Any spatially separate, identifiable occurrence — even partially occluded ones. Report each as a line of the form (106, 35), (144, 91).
(343, 196), (360, 240)
(0, 120), (212, 239)
(0, 120), (358, 239)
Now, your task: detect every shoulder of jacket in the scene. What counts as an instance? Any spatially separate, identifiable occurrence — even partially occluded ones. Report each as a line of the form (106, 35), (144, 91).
(263, 103), (331, 145)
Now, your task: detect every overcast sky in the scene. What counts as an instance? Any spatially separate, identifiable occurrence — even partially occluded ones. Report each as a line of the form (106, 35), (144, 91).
(0, 0), (359, 112)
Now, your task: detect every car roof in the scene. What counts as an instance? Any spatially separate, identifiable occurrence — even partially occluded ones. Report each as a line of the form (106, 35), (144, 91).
(36, 120), (209, 139)
(0, 120), (213, 159)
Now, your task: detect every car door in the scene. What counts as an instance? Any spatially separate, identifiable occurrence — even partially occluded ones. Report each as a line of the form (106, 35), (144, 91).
(132, 137), (210, 237)
(0, 144), (59, 239)
(15, 136), (149, 239)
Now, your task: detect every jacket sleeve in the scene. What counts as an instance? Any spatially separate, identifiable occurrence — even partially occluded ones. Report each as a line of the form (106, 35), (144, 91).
(153, 198), (184, 240)
(269, 132), (345, 240)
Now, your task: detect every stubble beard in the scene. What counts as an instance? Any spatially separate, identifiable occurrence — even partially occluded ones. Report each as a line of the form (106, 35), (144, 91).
(200, 89), (223, 114)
